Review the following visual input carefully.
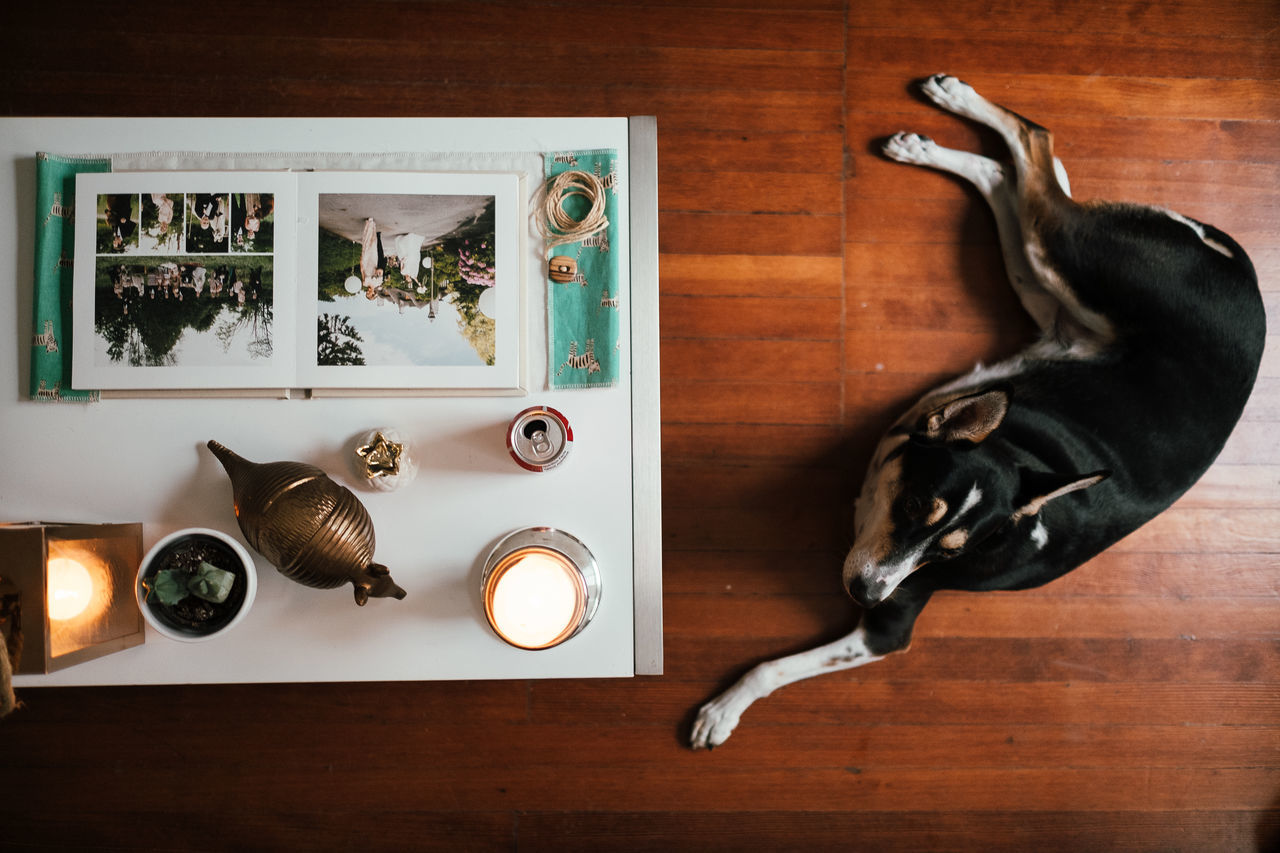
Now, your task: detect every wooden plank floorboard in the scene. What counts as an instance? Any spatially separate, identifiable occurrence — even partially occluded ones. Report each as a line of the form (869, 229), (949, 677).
(661, 422), (848, 465)
(662, 549), (1280, 597)
(664, 636), (1280, 685)
(519, 810), (1276, 853)
(662, 338), (845, 382)
(5, 3), (849, 52)
(10, 710), (1276, 770)
(850, 73), (1280, 122)
(535, 679), (1279, 730)
(846, 32), (1275, 79)
(13, 811), (517, 853)
(0, 72), (847, 131)
(848, 0), (1279, 37)
(5, 36), (846, 94)
(660, 132), (847, 176)
(660, 294), (843, 341)
(2, 0), (1278, 849)
(662, 593), (1280, 642)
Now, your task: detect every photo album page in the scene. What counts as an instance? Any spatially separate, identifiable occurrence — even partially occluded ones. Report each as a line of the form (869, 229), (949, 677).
(72, 170), (524, 394)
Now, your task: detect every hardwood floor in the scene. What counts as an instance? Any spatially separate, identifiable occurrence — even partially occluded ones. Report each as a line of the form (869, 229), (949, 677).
(1, 1), (1276, 849)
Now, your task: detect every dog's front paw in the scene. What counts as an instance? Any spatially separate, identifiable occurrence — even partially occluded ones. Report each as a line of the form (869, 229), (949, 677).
(883, 131), (938, 165)
(690, 695), (742, 750)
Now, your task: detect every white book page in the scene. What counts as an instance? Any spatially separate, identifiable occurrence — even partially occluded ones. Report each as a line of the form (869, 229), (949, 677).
(293, 171), (524, 391)
(72, 171), (298, 390)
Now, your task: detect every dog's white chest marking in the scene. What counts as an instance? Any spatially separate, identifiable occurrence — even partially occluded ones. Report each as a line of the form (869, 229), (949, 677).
(1030, 519), (1049, 550)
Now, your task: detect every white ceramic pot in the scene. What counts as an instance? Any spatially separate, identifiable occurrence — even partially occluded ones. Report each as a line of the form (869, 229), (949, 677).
(135, 528), (257, 642)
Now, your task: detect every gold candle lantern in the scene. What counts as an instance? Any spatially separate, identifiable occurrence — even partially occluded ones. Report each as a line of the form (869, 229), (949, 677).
(0, 522), (144, 673)
(481, 527), (600, 650)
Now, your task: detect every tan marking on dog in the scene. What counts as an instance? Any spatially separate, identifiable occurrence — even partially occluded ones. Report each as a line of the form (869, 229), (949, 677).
(939, 528), (969, 551)
(1023, 197), (1117, 348)
(1159, 207), (1235, 259)
(926, 497), (948, 526)
(1012, 472), (1108, 522)
(854, 455), (903, 564)
(873, 432), (909, 467)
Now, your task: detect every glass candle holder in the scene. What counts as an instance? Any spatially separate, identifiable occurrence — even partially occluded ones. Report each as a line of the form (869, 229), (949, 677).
(481, 527), (600, 650)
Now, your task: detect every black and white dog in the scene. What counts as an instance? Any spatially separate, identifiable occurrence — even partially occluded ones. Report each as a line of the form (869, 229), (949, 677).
(691, 75), (1266, 749)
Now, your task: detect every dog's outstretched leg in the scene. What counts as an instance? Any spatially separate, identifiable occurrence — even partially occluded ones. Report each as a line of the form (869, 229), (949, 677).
(890, 76), (1114, 352)
(917, 72), (1072, 199)
(883, 131), (1061, 333)
(690, 623), (884, 750)
(691, 585), (930, 749)
(918, 74), (1057, 192)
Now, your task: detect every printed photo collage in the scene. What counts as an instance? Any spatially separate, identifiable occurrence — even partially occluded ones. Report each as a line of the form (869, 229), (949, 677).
(91, 190), (277, 371)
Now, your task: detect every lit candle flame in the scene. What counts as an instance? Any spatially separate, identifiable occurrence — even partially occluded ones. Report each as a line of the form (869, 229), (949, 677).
(487, 550), (583, 649)
(46, 557), (95, 621)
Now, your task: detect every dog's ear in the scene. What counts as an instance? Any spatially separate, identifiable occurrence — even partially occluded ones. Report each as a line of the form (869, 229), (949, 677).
(920, 387), (1010, 445)
(1012, 469), (1110, 521)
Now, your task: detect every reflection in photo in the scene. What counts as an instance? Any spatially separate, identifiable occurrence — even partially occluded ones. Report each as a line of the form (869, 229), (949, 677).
(315, 192), (497, 368)
(92, 257), (273, 368)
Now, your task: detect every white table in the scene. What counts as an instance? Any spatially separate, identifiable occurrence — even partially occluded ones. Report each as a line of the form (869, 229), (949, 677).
(2, 116), (661, 686)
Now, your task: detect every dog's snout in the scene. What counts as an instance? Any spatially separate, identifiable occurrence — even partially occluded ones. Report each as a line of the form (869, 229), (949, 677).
(847, 573), (886, 608)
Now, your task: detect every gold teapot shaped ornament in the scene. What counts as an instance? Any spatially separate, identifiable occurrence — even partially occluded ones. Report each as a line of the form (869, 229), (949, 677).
(207, 440), (406, 606)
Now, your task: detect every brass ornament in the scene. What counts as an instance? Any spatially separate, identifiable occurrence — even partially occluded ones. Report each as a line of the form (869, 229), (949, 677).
(206, 440), (406, 606)
(352, 427), (416, 492)
(357, 432), (401, 477)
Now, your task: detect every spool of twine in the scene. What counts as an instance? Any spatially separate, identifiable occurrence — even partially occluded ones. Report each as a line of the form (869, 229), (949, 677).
(538, 170), (609, 251)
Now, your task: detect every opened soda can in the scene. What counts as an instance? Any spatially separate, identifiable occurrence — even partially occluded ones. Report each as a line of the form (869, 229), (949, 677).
(506, 405), (573, 472)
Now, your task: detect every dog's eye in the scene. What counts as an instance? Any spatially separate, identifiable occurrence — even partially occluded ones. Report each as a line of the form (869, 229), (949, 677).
(902, 495), (947, 525)
(901, 495), (925, 518)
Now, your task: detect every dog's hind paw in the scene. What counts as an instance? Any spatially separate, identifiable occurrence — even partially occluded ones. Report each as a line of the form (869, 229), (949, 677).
(883, 131), (938, 165)
(921, 73), (978, 113)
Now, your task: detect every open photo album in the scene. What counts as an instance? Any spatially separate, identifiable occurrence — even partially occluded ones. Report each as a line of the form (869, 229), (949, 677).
(72, 170), (524, 394)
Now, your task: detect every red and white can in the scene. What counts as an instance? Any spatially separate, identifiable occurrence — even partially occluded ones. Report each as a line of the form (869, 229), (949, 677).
(506, 405), (573, 472)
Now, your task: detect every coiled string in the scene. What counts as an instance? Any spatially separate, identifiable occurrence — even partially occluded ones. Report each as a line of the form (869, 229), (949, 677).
(537, 169), (609, 251)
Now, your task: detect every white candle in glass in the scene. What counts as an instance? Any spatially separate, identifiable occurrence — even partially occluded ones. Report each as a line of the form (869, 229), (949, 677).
(486, 549), (584, 649)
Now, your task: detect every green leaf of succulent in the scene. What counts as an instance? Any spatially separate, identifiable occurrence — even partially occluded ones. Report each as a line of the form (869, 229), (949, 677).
(151, 569), (189, 606)
(188, 561), (236, 603)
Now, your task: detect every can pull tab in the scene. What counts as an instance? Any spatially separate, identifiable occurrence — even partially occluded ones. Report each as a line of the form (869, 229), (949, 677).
(528, 429), (554, 458)
(522, 418), (555, 459)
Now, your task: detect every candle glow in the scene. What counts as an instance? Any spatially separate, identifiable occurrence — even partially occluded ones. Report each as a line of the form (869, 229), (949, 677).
(485, 548), (585, 649)
(46, 556), (95, 622)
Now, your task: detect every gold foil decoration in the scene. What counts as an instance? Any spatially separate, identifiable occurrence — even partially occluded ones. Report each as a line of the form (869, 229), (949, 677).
(352, 427), (416, 492)
(357, 432), (402, 478)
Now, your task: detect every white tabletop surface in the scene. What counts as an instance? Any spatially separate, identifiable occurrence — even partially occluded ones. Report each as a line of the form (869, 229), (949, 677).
(2, 117), (647, 685)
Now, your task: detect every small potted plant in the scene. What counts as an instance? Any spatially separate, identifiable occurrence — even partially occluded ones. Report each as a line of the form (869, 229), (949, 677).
(136, 528), (257, 642)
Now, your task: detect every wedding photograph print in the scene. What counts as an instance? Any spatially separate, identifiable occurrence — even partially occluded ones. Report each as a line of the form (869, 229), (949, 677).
(296, 170), (523, 393)
(315, 191), (497, 368)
